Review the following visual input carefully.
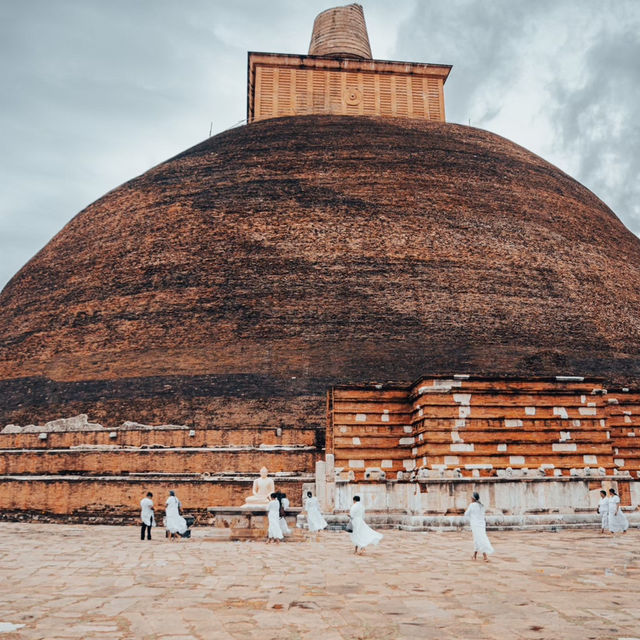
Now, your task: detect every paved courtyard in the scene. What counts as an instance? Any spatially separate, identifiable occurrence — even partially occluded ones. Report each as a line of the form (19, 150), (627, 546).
(0, 523), (639, 640)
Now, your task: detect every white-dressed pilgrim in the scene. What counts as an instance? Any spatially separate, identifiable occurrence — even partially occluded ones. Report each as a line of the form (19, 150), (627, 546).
(266, 492), (284, 542)
(607, 488), (629, 534)
(349, 495), (382, 553)
(140, 491), (154, 541)
(278, 493), (291, 536)
(304, 491), (328, 533)
(597, 489), (609, 533)
(464, 492), (494, 561)
(164, 490), (188, 540)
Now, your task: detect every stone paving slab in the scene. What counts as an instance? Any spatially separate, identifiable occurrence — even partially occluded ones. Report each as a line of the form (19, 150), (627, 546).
(0, 523), (639, 639)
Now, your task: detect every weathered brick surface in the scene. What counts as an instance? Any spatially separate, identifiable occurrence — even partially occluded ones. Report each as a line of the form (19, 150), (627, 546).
(1, 115), (640, 430)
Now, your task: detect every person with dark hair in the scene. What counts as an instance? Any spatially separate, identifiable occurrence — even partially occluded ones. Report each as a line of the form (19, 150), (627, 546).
(464, 491), (494, 562)
(304, 490), (327, 537)
(278, 492), (291, 537)
(266, 492), (284, 543)
(349, 495), (382, 554)
(607, 487), (629, 534)
(597, 489), (609, 534)
(140, 491), (154, 541)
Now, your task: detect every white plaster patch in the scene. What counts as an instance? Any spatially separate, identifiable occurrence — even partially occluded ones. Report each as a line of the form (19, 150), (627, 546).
(628, 432), (636, 437)
(600, 419), (606, 427)
(623, 410), (632, 416)
(509, 455), (525, 465)
(560, 431), (571, 441)
(580, 395), (586, 403)
(455, 419), (467, 428)
(525, 407), (536, 416)
(381, 459), (393, 468)
(606, 431), (611, 439)
(472, 469), (480, 477)
(572, 420), (581, 427)
(451, 443), (474, 452)
(383, 409), (389, 414)
(553, 443), (577, 452)
(579, 407), (597, 416)
(431, 464), (447, 470)
(453, 393), (471, 405)
(0, 624), (25, 632)
(418, 433), (424, 441)
(505, 419), (523, 428)
(553, 469), (563, 476)
(340, 426), (348, 433)
(465, 464), (493, 469)
(553, 407), (569, 419)
(624, 415), (632, 423)
(540, 463), (555, 470)
(399, 437), (415, 445)
(352, 437), (361, 446)
(418, 408), (423, 417)
(459, 406), (471, 419)
(39, 432), (47, 440)
(587, 402), (596, 407)
(423, 456), (427, 465)
(451, 431), (463, 443)
(583, 455), (598, 464)
(381, 414), (390, 422)
(403, 425), (413, 433)
(614, 458), (625, 467)
(189, 429), (196, 437)
(497, 444), (507, 452)
(349, 459), (365, 468)
(412, 447), (418, 455)
(355, 414), (367, 422)
(453, 374), (470, 379)
(444, 456), (459, 465)
(403, 459), (416, 471)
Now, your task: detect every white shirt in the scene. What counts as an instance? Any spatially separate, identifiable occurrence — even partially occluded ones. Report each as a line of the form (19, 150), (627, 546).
(140, 497), (154, 525)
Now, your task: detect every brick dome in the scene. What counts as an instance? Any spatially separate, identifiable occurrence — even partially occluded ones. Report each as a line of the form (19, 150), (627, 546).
(1, 115), (640, 429)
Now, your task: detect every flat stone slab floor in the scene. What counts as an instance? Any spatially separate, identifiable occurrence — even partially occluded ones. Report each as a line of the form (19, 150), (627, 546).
(0, 523), (639, 640)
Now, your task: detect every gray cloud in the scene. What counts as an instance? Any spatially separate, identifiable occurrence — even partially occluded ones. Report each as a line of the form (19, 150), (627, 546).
(1, 0), (639, 291)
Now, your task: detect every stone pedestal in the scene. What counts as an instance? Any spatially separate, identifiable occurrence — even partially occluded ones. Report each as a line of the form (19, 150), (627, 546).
(206, 506), (304, 541)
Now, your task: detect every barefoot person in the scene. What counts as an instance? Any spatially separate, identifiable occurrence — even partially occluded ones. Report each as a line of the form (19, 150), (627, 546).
(165, 490), (188, 541)
(464, 492), (494, 562)
(304, 491), (327, 538)
(349, 495), (382, 554)
(597, 489), (609, 534)
(608, 488), (629, 534)
(140, 492), (154, 541)
(266, 492), (284, 543)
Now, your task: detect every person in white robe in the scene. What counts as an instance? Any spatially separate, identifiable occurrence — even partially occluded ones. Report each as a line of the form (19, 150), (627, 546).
(140, 491), (154, 541)
(278, 493), (291, 536)
(349, 495), (382, 554)
(304, 491), (328, 536)
(597, 489), (609, 534)
(607, 488), (629, 534)
(164, 490), (188, 540)
(464, 492), (494, 561)
(267, 492), (284, 543)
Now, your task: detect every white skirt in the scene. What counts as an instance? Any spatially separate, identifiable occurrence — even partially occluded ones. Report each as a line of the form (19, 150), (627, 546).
(268, 512), (283, 539)
(350, 517), (383, 548)
(279, 517), (291, 536)
(307, 507), (328, 533)
(601, 512), (609, 530)
(471, 524), (494, 554)
(609, 509), (629, 533)
(164, 511), (187, 535)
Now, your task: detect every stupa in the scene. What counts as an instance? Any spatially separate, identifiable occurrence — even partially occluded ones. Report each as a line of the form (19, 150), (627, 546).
(1, 4), (639, 525)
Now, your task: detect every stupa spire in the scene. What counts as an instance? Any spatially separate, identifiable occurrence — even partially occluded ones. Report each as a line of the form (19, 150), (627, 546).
(308, 3), (372, 59)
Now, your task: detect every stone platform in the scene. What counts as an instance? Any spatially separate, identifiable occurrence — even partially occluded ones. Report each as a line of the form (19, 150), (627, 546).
(206, 506), (304, 541)
(1, 522), (640, 639)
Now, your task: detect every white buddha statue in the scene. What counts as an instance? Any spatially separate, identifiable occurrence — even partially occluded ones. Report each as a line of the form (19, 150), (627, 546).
(242, 466), (275, 507)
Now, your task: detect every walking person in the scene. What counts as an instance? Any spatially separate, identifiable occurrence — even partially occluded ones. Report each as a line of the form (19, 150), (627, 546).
(278, 492), (291, 537)
(266, 492), (284, 543)
(464, 491), (494, 562)
(349, 495), (382, 554)
(165, 490), (188, 541)
(607, 488), (629, 534)
(304, 491), (327, 538)
(597, 489), (609, 534)
(140, 491), (154, 541)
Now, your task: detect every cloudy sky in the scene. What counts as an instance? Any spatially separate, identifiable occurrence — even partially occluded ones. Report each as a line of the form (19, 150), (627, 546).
(1, 0), (639, 291)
